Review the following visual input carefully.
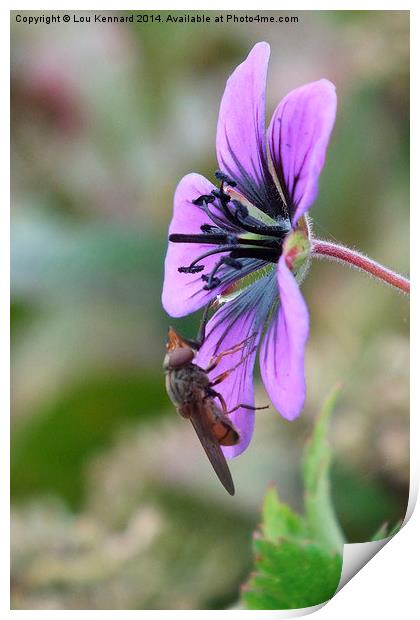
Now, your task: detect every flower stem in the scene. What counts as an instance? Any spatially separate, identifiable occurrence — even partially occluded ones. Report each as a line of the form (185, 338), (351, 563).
(311, 239), (410, 294)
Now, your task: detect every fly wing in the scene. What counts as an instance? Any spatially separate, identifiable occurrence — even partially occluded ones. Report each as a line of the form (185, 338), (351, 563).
(189, 403), (235, 496)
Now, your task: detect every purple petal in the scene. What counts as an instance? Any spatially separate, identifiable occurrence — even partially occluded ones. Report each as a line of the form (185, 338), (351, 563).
(162, 173), (225, 318)
(259, 256), (309, 420)
(216, 42), (275, 212)
(267, 79), (337, 227)
(195, 304), (261, 458)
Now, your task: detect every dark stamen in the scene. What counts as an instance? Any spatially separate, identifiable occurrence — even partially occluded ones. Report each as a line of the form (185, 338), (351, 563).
(211, 188), (230, 204)
(178, 265), (205, 274)
(234, 202), (249, 219)
(174, 169), (292, 292)
(223, 257), (242, 269)
(187, 245), (240, 269)
(202, 254), (243, 290)
(200, 224), (222, 234)
(230, 247), (280, 263)
(237, 237), (282, 248)
(196, 201), (239, 233)
(231, 200), (292, 236)
(211, 189), (248, 233)
(203, 277), (221, 291)
(169, 233), (232, 245)
(192, 194), (215, 206)
(170, 231), (280, 250)
(212, 187), (290, 237)
(215, 170), (237, 187)
(202, 258), (225, 290)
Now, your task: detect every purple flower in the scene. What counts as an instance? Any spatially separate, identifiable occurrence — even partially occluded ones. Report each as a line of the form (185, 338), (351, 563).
(162, 42), (337, 457)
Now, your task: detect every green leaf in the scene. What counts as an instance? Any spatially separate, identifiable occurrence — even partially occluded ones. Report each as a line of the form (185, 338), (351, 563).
(303, 385), (346, 553)
(261, 486), (306, 542)
(242, 387), (346, 610)
(243, 538), (342, 610)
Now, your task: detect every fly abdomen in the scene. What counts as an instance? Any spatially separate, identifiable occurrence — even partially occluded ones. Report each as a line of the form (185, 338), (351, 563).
(216, 422), (240, 446)
(207, 406), (240, 446)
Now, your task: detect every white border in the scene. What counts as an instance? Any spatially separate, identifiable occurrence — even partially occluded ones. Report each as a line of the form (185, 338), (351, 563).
(5, 2), (417, 618)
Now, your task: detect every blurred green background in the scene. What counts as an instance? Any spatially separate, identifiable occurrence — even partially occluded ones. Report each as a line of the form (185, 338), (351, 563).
(11, 10), (409, 610)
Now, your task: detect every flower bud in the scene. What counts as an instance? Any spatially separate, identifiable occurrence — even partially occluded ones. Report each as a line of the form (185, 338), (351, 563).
(283, 230), (311, 274)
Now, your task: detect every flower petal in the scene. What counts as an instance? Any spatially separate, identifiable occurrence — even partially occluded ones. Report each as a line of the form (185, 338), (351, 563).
(267, 79), (337, 226)
(162, 173), (226, 317)
(216, 42), (279, 218)
(195, 302), (261, 458)
(259, 255), (309, 420)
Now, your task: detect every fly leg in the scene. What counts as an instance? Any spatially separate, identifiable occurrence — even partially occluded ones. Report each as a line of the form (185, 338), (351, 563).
(205, 333), (256, 373)
(203, 386), (228, 415)
(195, 300), (213, 348)
(184, 300), (215, 351)
(204, 336), (258, 413)
(207, 346), (257, 390)
(204, 384), (268, 416)
(226, 403), (269, 414)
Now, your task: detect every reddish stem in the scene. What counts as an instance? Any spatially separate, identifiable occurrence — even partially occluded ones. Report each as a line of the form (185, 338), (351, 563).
(311, 239), (410, 295)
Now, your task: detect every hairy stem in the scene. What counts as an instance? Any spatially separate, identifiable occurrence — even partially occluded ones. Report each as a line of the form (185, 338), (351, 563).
(311, 239), (410, 295)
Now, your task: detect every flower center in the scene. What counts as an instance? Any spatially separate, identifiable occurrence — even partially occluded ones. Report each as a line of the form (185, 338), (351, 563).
(169, 171), (292, 290)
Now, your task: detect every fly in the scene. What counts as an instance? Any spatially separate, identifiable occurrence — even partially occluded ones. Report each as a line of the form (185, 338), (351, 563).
(163, 304), (266, 495)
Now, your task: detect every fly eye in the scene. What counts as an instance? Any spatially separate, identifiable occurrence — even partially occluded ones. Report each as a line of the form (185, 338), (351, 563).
(168, 348), (194, 369)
